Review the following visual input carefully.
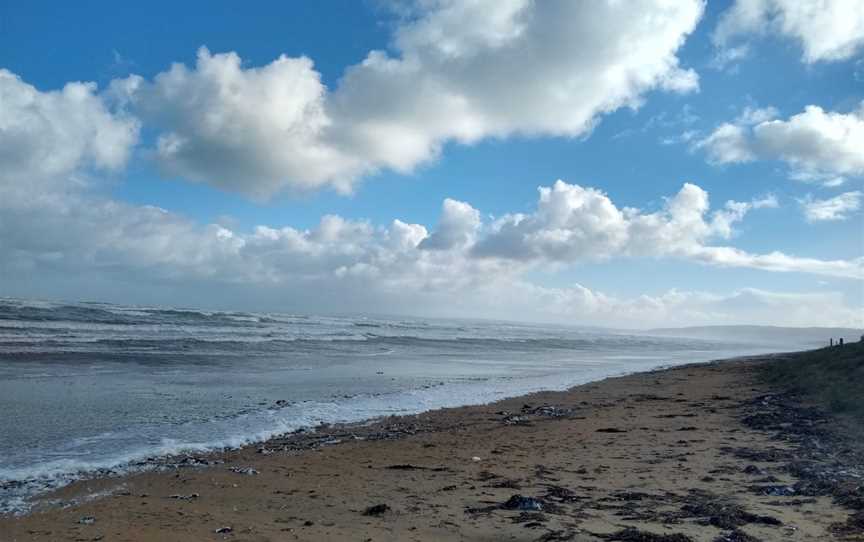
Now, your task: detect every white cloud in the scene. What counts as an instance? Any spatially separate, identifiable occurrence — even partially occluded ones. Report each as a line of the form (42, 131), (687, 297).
(708, 193), (778, 238)
(4, 139), (859, 296)
(695, 103), (864, 185)
(2, 166), (860, 327)
(736, 106), (779, 125)
(682, 246), (862, 279)
(0, 69), (139, 195)
(688, 107), (779, 162)
(799, 191), (863, 222)
(419, 198), (481, 250)
(710, 44), (751, 70)
(472, 182), (804, 277)
(2, 51), (861, 327)
(714, 0), (864, 63)
(124, 49), (363, 198)
(0, 66), (853, 291)
(1, 160), (861, 325)
(474, 182), (630, 261)
(111, 1), (703, 198)
(755, 105), (864, 176)
(694, 123), (756, 164)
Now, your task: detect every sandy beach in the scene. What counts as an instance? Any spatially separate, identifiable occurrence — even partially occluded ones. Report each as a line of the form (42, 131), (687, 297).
(2, 351), (862, 542)
(4, 1), (863, 539)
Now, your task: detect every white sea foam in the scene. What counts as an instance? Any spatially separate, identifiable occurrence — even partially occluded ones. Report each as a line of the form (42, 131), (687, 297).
(0, 298), (784, 515)
(0, 354), (738, 515)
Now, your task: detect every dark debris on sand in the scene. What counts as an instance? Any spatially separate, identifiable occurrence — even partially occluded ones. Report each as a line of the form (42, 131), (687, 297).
(511, 510), (547, 525)
(362, 503), (390, 516)
(597, 527), (694, 542)
(712, 529), (761, 542)
(832, 510), (864, 538)
(504, 494), (545, 511)
(680, 494), (780, 529)
(497, 403), (581, 426)
(731, 388), (864, 537)
(467, 493), (563, 517)
(573, 372), (863, 540)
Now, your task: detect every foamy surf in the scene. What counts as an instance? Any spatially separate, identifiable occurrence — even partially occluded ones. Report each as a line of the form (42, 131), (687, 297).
(0, 298), (792, 514)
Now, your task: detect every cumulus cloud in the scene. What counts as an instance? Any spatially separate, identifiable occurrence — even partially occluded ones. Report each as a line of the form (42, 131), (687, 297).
(799, 191), (862, 222)
(0, 71), (855, 289)
(2, 52), (861, 327)
(110, 0), (703, 197)
(118, 49), (364, 197)
(419, 199), (481, 250)
(2, 173), (860, 327)
(474, 182), (630, 261)
(695, 103), (864, 185)
(473, 182), (789, 271)
(693, 123), (755, 164)
(714, 0), (864, 63)
(3, 156), (860, 300)
(0, 69), (139, 195)
(2, 158), (861, 325)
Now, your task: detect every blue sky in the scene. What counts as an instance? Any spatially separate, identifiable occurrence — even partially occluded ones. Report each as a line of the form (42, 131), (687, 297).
(1, 0), (862, 327)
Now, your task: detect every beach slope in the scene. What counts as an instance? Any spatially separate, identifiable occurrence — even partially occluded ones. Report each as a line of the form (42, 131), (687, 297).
(3, 348), (863, 541)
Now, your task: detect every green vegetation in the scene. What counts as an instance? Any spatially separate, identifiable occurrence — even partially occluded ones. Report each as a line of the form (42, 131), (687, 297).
(763, 341), (864, 421)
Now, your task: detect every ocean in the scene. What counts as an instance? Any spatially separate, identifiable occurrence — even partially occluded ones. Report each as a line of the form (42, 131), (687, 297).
(0, 297), (791, 514)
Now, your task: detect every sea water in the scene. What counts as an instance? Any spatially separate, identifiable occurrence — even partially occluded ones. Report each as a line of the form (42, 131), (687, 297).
(0, 297), (790, 514)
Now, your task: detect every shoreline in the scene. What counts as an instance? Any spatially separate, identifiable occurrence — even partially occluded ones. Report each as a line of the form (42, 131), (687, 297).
(0, 352), (766, 516)
(3, 350), (862, 541)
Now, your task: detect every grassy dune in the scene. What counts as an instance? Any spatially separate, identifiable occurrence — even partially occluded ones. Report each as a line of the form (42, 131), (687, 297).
(763, 341), (864, 421)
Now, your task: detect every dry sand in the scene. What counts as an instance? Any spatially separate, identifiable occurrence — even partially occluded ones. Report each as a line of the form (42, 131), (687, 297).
(2, 353), (861, 541)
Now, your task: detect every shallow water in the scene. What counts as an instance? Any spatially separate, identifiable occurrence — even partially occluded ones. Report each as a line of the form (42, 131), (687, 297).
(0, 298), (792, 513)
